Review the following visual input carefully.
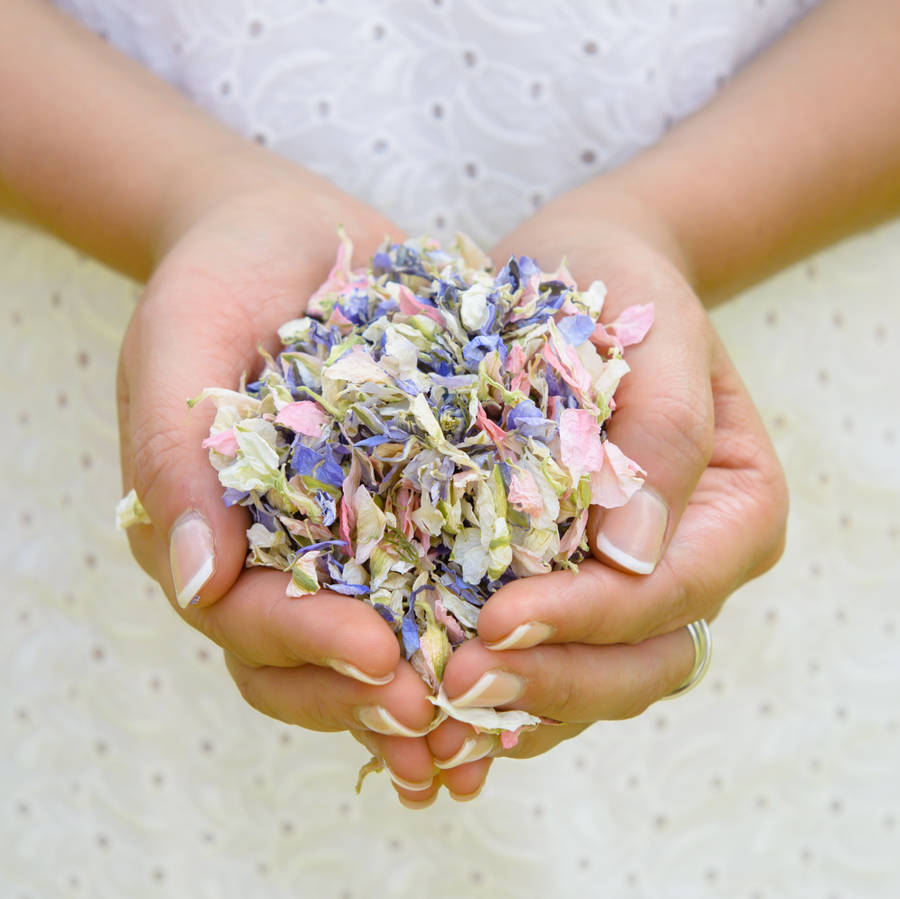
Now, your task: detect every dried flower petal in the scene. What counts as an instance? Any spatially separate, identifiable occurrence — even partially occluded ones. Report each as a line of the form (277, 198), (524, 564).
(172, 231), (652, 745)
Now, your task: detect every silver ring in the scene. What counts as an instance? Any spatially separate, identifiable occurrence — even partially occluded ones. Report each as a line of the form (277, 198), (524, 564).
(662, 619), (712, 700)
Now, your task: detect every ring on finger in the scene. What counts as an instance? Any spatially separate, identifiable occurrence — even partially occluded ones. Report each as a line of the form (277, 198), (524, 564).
(662, 619), (712, 700)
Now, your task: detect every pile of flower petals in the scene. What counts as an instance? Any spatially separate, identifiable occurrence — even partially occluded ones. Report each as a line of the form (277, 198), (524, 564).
(195, 231), (653, 735)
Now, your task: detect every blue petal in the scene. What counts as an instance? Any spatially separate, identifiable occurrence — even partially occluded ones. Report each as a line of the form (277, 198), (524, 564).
(462, 334), (508, 369)
(329, 583), (370, 595)
(372, 251), (392, 275)
(374, 603), (396, 624)
(318, 447), (345, 489)
(506, 398), (558, 440)
(291, 443), (323, 478)
(296, 539), (345, 555)
(401, 616), (420, 658)
(315, 490), (337, 526)
(250, 505), (278, 530)
(557, 314), (595, 346)
(222, 488), (249, 507)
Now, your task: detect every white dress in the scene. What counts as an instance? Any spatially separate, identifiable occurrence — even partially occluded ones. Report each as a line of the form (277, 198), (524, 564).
(5, 1), (899, 896)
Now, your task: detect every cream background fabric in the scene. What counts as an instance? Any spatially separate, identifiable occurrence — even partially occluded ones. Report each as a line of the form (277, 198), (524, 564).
(5, 1), (899, 897)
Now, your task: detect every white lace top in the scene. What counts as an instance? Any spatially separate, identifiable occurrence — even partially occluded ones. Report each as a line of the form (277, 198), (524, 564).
(6, 2), (900, 897)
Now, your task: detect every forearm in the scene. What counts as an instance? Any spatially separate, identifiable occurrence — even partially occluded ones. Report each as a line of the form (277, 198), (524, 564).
(593, 0), (900, 303)
(0, 0), (290, 280)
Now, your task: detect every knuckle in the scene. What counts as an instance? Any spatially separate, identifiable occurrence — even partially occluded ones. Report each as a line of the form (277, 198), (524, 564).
(613, 687), (655, 721)
(229, 663), (273, 719)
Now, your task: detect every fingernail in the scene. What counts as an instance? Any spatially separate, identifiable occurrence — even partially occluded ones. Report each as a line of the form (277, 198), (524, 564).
(355, 706), (431, 737)
(449, 783), (485, 803)
(398, 793), (438, 810)
(327, 659), (395, 686)
(434, 734), (497, 770)
(593, 487), (668, 575)
(388, 770), (434, 792)
(483, 621), (555, 651)
(169, 510), (215, 608)
(451, 671), (527, 709)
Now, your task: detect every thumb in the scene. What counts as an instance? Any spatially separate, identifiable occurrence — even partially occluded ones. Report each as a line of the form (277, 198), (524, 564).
(119, 279), (257, 610)
(588, 285), (715, 575)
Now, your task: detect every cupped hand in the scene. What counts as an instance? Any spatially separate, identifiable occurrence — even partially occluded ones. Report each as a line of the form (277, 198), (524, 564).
(116, 154), (438, 796)
(427, 186), (788, 782)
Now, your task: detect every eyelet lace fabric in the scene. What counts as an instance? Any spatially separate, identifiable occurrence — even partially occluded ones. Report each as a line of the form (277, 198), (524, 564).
(5, 1), (900, 897)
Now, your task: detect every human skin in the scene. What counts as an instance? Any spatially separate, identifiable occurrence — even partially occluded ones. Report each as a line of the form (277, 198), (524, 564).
(3, 0), (900, 806)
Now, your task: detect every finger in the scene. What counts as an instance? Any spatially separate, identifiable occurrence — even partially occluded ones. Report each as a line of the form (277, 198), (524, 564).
(477, 339), (785, 648)
(133, 512), (401, 679)
(426, 718), (496, 801)
(195, 568), (402, 678)
(441, 631), (698, 724)
(119, 268), (271, 610)
(353, 731), (441, 809)
(587, 270), (715, 576)
(225, 652), (435, 734)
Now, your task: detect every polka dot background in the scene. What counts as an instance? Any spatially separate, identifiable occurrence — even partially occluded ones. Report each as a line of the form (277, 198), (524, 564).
(4, 1), (899, 896)
(4, 214), (899, 899)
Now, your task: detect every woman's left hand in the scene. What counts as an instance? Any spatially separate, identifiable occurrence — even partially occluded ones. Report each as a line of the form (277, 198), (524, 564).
(426, 187), (788, 791)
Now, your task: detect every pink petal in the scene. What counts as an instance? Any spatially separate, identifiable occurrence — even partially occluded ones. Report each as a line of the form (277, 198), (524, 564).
(308, 231), (356, 314)
(396, 284), (446, 327)
(434, 601), (465, 644)
(507, 469), (544, 519)
(608, 303), (654, 347)
(589, 440), (646, 508)
(559, 408), (604, 480)
(543, 341), (592, 405)
(275, 401), (328, 437)
(511, 370), (531, 395)
(202, 429), (239, 457)
(326, 306), (354, 330)
(506, 343), (526, 376)
(339, 455), (361, 550)
(558, 509), (589, 559)
(500, 728), (522, 749)
(511, 546), (552, 577)
(475, 403), (507, 447)
(520, 271), (542, 304)
(589, 322), (619, 352)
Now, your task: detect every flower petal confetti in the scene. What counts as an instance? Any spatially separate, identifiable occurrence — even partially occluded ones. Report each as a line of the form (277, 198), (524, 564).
(189, 230), (652, 741)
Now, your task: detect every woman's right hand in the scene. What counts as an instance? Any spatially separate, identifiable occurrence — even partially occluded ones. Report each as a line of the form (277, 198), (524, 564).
(117, 154), (442, 803)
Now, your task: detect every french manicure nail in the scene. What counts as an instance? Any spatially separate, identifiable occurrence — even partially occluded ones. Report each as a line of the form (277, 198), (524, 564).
(355, 706), (431, 737)
(169, 510), (215, 608)
(451, 671), (527, 709)
(449, 784), (485, 803)
(594, 486), (668, 575)
(388, 770), (434, 792)
(434, 734), (497, 770)
(327, 659), (395, 686)
(483, 621), (556, 651)
(398, 793), (438, 810)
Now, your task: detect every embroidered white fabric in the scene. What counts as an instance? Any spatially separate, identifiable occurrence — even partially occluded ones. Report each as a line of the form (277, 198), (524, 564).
(5, 1), (899, 897)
